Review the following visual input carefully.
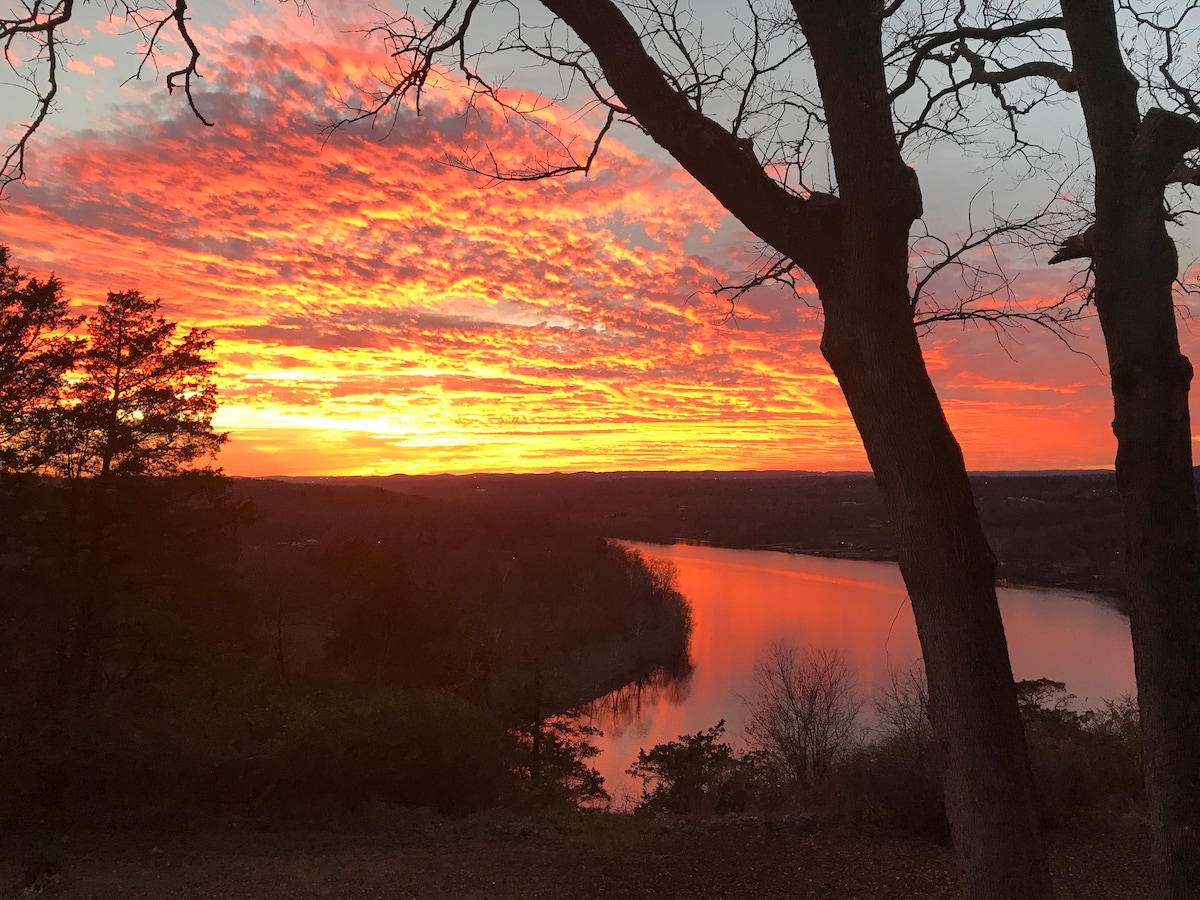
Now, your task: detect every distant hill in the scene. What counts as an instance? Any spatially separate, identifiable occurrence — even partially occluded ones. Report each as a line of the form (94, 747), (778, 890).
(265, 470), (1145, 597)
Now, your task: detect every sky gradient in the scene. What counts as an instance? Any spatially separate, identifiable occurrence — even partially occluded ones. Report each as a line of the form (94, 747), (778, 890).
(1, 3), (1191, 476)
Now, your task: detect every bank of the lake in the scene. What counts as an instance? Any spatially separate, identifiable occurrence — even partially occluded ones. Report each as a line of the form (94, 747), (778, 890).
(374, 469), (1134, 596)
(588, 542), (1135, 806)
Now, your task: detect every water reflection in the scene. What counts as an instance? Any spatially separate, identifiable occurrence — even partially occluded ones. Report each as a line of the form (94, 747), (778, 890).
(585, 660), (694, 741)
(584, 541), (1135, 806)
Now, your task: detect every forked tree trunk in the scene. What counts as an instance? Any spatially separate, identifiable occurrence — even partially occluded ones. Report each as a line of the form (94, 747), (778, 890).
(1060, 4), (1200, 895)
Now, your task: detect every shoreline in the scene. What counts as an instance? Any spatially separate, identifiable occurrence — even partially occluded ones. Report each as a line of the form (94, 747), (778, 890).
(621, 537), (1130, 615)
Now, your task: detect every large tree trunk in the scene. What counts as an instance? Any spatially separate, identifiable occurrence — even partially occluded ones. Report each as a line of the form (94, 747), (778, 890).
(798, 8), (1051, 897)
(538, 2), (1053, 896)
(1060, 4), (1200, 895)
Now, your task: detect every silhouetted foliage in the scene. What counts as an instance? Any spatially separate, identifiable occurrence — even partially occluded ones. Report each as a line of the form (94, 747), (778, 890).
(629, 721), (775, 816)
(510, 714), (609, 809)
(1017, 679), (1143, 831)
(0, 246), (82, 473)
(322, 538), (483, 686)
(2, 470), (693, 825)
(842, 671), (1142, 840)
(47, 289), (225, 480)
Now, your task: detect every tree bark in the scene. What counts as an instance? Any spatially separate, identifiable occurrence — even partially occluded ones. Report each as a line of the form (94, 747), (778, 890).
(799, 9), (1050, 897)
(1060, 4), (1200, 895)
(541, 1), (1052, 896)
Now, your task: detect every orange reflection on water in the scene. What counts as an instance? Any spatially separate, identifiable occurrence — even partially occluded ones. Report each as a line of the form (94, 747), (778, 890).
(586, 542), (1135, 807)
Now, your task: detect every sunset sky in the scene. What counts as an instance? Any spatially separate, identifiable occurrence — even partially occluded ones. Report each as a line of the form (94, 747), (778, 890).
(3, 1), (1196, 476)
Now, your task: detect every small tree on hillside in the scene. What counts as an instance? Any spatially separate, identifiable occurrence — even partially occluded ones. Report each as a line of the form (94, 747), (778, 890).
(745, 643), (863, 787)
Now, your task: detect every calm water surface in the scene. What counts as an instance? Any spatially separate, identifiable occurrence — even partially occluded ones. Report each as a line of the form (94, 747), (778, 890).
(584, 542), (1136, 806)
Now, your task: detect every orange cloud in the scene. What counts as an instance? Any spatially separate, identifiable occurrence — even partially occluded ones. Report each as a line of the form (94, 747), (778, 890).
(0, 8), (1184, 475)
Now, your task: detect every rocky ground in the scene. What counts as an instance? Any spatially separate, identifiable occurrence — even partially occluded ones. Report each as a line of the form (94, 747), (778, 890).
(2, 814), (1150, 899)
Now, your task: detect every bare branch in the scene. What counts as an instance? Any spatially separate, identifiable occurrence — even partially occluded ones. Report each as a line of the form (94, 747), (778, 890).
(165, 0), (212, 126)
(888, 15), (1066, 103)
(450, 105), (616, 181)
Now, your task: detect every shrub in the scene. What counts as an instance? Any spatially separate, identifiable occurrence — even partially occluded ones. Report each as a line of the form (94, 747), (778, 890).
(628, 721), (777, 815)
(840, 663), (947, 838)
(509, 714), (610, 809)
(1016, 680), (1143, 829)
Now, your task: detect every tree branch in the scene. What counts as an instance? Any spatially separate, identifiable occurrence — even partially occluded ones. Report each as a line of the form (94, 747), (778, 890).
(537, 0), (837, 275)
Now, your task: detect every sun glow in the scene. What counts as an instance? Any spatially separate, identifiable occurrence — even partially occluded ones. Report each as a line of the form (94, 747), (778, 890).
(0, 5), (1160, 476)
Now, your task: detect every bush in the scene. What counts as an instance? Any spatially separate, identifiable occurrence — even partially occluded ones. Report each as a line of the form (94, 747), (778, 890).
(509, 714), (610, 809)
(835, 671), (1143, 838)
(0, 686), (517, 824)
(1016, 680), (1143, 829)
(628, 721), (778, 815)
(841, 663), (948, 838)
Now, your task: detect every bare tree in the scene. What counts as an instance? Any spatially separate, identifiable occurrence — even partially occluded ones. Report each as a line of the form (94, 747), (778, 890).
(876, 661), (933, 751)
(0, 3), (1063, 896)
(1050, 6), (1200, 895)
(745, 642), (863, 786)
(892, 6), (1200, 893)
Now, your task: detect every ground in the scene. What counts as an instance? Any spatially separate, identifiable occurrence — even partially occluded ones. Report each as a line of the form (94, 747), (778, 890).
(2, 814), (1150, 899)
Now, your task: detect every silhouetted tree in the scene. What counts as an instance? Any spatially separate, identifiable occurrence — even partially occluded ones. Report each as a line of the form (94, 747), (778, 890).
(0, 246), (82, 473)
(9, 287), (235, 697)
(49, 290), (225, 481)
(1052, 8), (1200, 892)
(746, 643), (863, 787)
(423, 6), (1048, 895)
(627, 720), (747, 815)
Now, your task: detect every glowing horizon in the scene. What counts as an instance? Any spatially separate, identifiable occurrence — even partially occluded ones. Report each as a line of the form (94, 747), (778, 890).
(0, 6), (1181, 478)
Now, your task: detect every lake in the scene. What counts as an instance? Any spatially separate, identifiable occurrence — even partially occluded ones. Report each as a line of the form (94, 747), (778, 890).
(584, 542), (1136, 807)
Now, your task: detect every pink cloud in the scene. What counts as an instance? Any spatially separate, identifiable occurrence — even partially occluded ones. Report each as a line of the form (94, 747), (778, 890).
(0, 8), (1179, 475)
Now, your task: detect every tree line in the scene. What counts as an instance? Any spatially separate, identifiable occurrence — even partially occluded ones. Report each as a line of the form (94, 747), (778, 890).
(0, 249), (694, 816)
(0, 245), (223, 479)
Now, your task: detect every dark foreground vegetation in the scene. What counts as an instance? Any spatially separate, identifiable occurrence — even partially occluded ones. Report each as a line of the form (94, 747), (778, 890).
(0, 475), (691, 824)
(1, 471), (1151, 898)
(0, 245), (1155, 895)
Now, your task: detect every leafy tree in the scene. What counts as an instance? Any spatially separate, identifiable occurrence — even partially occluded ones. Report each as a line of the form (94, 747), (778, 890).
(0, 246), (82, 473)
(50, 290), (225, 480)
(628, 720), (762, 816)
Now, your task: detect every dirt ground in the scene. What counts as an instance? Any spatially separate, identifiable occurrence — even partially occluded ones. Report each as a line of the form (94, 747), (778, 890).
(1, 815), (1150, 900)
